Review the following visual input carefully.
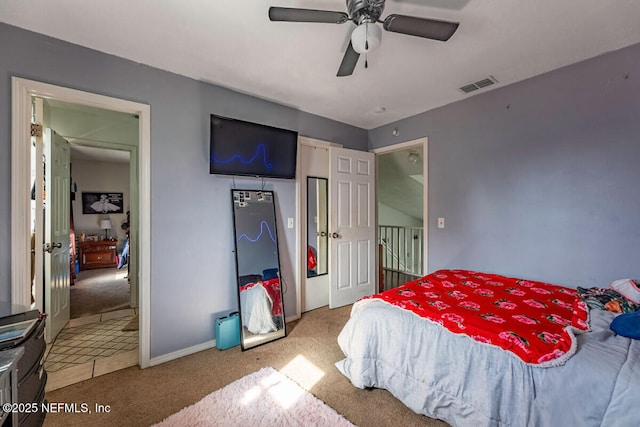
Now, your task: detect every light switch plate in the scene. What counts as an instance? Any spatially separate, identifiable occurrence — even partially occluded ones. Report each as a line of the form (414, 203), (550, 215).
(288, 218), (294, 228)
(438, 217), (445, 229)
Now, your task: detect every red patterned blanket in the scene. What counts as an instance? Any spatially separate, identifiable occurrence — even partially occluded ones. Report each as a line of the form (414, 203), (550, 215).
(365, 269), (589, 367)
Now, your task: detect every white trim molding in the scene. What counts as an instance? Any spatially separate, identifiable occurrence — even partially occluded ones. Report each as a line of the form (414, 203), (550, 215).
(11, 77), (152, 368)
(150, 340), (217, 367)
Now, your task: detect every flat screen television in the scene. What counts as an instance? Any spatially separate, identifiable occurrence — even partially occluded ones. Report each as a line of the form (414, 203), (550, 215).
(210, 115), (298, 179)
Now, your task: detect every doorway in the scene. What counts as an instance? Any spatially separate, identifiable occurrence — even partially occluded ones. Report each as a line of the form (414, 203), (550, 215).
(69, 147), (132, 320)
(11, 77), (151, 368)
(29, 100), (139, 391)
(374, 137), (428, 291)
(295, 137), (377, 314)
(298, 139), (331, 313)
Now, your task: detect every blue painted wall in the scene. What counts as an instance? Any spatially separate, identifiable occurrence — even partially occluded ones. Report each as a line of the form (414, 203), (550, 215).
(0, 23), (367, 357)
(3, 20), (639, 359)
(370, 43), (640, 288)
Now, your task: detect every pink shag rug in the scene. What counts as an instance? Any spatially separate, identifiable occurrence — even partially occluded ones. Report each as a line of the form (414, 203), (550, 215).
(154, 367), (354, 426)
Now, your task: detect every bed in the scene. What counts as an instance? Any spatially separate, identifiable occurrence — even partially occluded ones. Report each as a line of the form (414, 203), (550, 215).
(336, 269), (640, 427)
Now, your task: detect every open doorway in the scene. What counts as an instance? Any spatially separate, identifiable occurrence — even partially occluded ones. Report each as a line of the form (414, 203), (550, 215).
(374, 138), (428, 291)
(11, 77), (151, 375)
(69, 145), (132, 319)
(295, 137), (377, 314)
(30, 100), (139, 390)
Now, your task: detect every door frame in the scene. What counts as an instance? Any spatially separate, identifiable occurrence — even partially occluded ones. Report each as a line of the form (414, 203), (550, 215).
(11, 77), (151, 368)
(372, 137), (429, 275)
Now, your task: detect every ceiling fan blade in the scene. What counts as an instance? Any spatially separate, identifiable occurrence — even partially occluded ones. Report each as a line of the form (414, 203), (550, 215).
(383, 14), (459, 41)
(269, 7), (349, 24)
(337, 41), (360, 77)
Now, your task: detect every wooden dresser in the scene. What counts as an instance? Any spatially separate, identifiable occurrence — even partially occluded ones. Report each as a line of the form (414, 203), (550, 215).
(78, 240), (117, 270)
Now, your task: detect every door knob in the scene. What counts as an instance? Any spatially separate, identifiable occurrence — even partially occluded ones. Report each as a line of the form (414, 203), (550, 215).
(43, 242), (62, 253)
(331, 232), (341, 239)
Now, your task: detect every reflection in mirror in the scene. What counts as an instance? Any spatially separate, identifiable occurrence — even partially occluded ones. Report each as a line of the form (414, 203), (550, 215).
(307, 177), (328, 278)
(231, 190), (286, 350)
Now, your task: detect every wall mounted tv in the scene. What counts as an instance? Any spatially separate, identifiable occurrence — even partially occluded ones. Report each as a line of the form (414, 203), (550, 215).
(210, 115), (298, 179)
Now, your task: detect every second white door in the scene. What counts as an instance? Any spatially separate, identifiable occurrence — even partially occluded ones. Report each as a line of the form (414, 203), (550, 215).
(329, 147), (376, 308)
(44, 128), (71, 343)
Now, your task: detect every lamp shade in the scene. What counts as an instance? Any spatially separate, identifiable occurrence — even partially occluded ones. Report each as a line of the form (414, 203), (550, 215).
(351, 22), (382, 54)
(100, 219), (112, 230)
(407, 150), (420, 164)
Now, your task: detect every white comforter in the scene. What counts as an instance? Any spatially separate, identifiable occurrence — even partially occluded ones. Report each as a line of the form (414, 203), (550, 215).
(336, 299), (640, 427)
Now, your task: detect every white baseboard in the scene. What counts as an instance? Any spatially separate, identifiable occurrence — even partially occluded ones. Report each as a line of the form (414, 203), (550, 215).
(149, 339), (217, 366)
(286, 314), (301, 322)
(149, 313), (300, 366)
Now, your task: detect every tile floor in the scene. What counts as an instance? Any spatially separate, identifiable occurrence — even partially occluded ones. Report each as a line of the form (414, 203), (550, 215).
(44, 308), (139, 391)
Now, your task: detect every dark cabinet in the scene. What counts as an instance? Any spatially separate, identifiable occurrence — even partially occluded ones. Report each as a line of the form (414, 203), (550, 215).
(0, 310), (47, 427)
(78, 241), (117, 270)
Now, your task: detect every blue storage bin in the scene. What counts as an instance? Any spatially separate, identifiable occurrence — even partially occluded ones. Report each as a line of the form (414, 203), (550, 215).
(215, 312), (241, 350)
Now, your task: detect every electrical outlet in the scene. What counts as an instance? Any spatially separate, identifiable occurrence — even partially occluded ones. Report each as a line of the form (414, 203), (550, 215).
(438, 217), (445, 229)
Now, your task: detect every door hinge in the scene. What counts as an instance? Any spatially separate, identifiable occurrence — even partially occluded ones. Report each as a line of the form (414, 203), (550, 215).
(30, 123), (43, 137)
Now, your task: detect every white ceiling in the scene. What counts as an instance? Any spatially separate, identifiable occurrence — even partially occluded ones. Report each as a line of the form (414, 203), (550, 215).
(71, 145), (130, 164)
(45, 99), (135, 164)
(2, 1), (640, 129)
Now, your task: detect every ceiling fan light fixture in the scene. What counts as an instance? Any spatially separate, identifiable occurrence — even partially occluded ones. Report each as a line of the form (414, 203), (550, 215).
(407, 150), (419, 163)
(351, 22), (382, 54)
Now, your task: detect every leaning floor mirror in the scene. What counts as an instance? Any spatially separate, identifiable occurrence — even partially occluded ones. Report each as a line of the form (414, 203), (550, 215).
(231, 189), (286, 350)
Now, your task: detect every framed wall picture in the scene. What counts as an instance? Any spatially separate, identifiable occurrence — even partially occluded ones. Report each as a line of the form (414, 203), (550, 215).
(82, 192), (124, 214)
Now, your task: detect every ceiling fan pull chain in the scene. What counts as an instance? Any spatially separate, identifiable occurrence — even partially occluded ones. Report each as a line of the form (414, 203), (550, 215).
(365, 22), (369, 50)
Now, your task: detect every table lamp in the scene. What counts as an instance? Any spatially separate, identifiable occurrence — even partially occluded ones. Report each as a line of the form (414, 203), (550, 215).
(100, 219), (112, 240)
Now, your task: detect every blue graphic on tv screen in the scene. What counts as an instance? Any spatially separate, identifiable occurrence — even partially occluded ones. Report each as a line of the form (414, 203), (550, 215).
(210, 115), (298, 179)
(211, 143), (273, 170)
(237, 220), (277, 243)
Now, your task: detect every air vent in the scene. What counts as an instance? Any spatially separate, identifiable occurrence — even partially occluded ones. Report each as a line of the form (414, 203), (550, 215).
(459, 84), (479, 94)
(459, 76), (498, 94)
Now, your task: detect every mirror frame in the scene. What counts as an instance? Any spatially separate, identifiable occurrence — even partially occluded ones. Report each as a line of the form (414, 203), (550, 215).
(230, 189), (286, 350)
(306, 176), (328, 278)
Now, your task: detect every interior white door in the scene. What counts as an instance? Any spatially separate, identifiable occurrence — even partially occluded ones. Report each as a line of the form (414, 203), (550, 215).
(329, 147), (376, 308)
(44, 129), (71, 343)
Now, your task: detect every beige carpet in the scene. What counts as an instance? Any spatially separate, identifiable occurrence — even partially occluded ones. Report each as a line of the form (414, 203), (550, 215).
(154, 367), (354, 426)
(71, 267), (131, 318)
(44, 305), (449, 427)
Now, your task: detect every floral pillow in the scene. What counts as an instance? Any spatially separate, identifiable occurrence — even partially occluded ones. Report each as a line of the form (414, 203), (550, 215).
(608, 279), (640, 304)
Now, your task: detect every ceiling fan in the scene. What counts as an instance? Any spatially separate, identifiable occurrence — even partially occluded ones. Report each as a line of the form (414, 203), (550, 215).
(268, 0), (459, 77)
